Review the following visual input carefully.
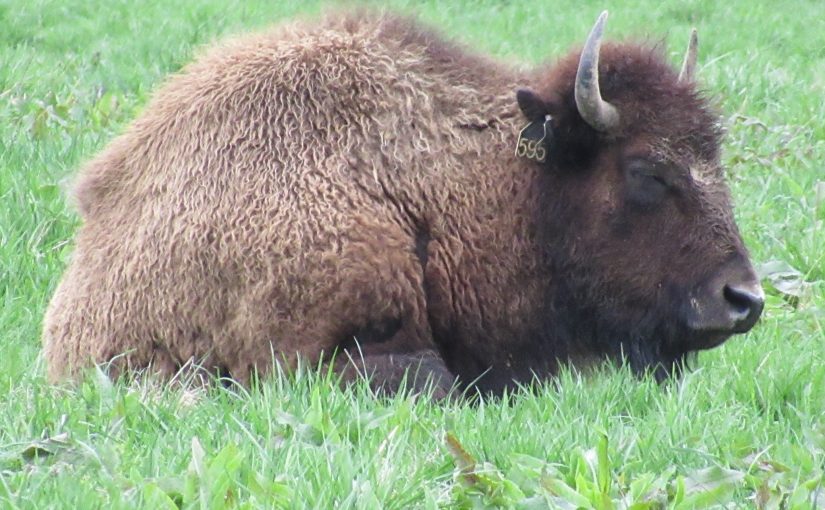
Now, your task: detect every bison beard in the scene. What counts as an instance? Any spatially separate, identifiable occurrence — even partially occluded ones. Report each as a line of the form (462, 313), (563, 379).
(41, 10), (763, 398)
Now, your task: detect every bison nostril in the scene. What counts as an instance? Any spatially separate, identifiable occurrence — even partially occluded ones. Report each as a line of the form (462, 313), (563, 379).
(723, 283), (765, 329)
(724, 286), (750, 316)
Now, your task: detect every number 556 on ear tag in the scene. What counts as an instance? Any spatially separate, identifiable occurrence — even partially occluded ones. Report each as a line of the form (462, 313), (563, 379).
(515, 115), (553, 163)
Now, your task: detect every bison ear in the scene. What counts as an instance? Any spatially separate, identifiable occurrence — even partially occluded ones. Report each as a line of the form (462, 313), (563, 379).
(516, 88), (549, 121)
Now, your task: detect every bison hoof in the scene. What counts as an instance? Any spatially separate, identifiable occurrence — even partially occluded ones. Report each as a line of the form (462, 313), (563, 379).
(336, 350), (457, 400)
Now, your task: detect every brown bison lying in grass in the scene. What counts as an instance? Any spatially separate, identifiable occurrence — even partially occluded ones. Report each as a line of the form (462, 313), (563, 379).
(43, 10), (764, 397)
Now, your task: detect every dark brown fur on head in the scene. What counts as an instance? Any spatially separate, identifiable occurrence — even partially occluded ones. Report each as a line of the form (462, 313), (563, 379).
(515, 42), (755, 382)
(524, 43), (723, 168)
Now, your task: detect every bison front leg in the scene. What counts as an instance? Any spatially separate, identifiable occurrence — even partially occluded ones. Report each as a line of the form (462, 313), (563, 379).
(335, 348), (456, 399)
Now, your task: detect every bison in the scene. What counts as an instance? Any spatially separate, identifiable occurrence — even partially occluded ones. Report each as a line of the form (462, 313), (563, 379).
(42, 10), (764, 397)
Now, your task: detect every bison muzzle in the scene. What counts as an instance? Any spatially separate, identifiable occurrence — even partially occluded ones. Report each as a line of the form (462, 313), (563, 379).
(42, 10), (764, 397)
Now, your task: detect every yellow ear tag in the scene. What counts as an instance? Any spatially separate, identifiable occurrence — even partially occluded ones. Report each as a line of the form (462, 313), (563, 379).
(515, 114), (553, 163)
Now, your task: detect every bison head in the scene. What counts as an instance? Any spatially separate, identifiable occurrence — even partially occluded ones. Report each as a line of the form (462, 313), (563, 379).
(516, 12), (763, 379)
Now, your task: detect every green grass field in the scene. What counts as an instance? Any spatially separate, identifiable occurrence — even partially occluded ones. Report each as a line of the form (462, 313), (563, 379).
(1, 0), (824, 507)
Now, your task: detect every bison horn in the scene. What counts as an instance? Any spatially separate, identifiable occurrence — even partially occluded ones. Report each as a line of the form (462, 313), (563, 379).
(678, 28), (698, 82)
(575, 11), (620, 133)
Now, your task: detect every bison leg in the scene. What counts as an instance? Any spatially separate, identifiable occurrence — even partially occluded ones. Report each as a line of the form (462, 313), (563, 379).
(335, 348), (456, 399)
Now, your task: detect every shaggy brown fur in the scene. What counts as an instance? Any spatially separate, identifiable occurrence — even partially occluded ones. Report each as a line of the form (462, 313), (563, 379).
(43, 10), (761, 395)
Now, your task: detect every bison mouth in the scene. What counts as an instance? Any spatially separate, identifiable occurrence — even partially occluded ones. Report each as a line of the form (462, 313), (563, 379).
(616, 281), (764, 382)
(677, 260), (765, 349)
(547, 257), (764, 383)
(686, 330), (731, 350)
(621, 327), (723, 383)
(627, 257), (765, 377)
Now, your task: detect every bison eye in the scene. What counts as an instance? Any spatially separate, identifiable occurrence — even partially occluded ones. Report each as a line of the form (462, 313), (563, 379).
(624, 158), (669, 208)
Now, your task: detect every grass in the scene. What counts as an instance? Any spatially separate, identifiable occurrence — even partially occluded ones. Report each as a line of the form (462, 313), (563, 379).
(1, 0), (824, 507)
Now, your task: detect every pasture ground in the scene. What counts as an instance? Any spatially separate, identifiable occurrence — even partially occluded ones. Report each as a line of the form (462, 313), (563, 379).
(1, 0), (823, 507)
